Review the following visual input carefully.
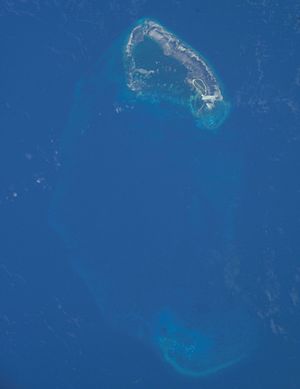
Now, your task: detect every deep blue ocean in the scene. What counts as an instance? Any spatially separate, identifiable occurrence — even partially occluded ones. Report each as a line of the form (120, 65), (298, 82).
(0, 1), (300, 388)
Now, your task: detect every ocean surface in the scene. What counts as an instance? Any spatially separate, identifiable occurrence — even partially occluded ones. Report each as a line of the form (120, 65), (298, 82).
(0, 1), (299, 388)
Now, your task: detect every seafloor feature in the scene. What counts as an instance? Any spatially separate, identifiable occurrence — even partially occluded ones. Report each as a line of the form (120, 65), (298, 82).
(152, 308), (255, 377)
(124, 19), (230, 130)
(50, 19), (258, 380)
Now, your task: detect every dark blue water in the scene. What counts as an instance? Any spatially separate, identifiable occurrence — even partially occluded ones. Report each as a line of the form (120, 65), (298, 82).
(0, 1), (299, 388)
